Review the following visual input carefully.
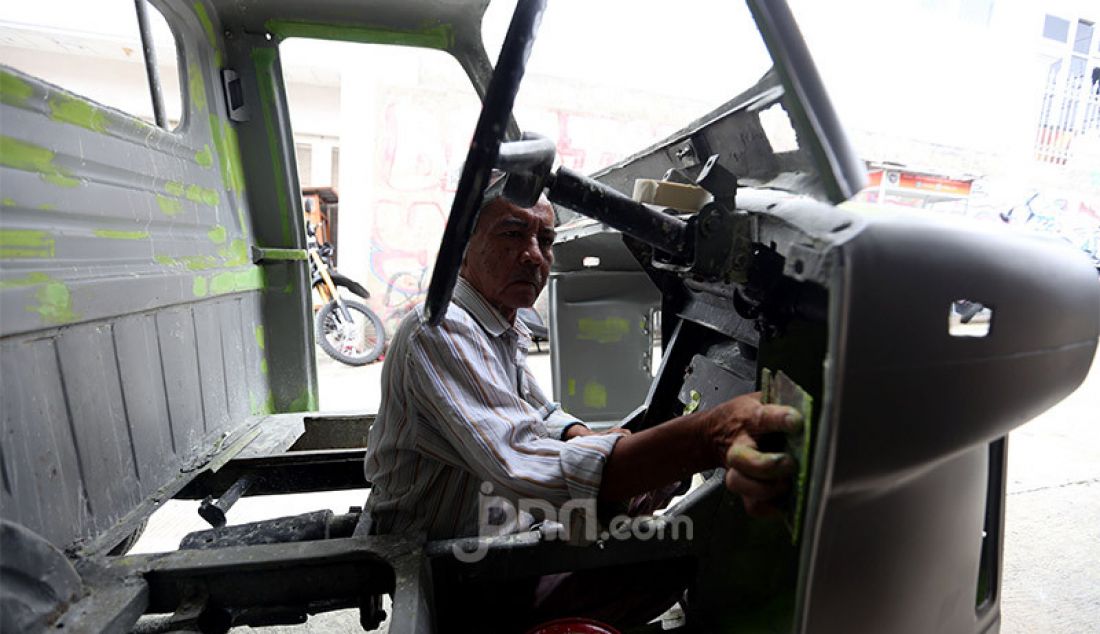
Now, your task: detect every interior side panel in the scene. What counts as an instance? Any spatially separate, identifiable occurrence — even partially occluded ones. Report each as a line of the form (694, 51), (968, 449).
(0, 2), (279, 550)
(0, 338), (87, 546)
(55, 325), (143, 535)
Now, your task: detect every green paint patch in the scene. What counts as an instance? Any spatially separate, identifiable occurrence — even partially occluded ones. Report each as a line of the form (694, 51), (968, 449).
(48, 94), (107, 132)
(1, 229), (55, 258)
(179, 255), (220, 270)
(567, 378), (576, 397)
(221, 238), (249, 266)
(185, 183), (219, 206)
(207, 224), (227, 244)
(208, 114), (245, 193)
(0, 272), (51, 289)
(2, 198), (15, 207)
(577, 317), (630, 344)
(193, 2), (223, 67)
(288, 389), (317, 413)
(188, 63), (207, 110)
(27, 281), (79, 324)
(192, 276), (208, 297)
(165, 181), (186, 197)
(254, 325), (265, 349)
(93, 229), (149, 240)
(582, 381), (608, 410)
(0, 135), (79, 188)
(156, 195), (183, 215)
(259, 358), (268, 374)
(37, 203), (55, 211)
(209, 266), (265, 294)
(194, 144), (214, 168)
(0, 69), (33, 107)
(265, 20), (455, 50)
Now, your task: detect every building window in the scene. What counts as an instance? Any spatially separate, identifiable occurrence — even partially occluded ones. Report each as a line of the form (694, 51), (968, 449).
(1043, 15), (1071, 42)
(1074, 20), (1094, 55)
(1035, 16), (1100, 164)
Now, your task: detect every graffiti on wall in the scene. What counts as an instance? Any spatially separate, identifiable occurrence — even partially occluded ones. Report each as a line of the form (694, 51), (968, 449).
(362, 91), (676, 335)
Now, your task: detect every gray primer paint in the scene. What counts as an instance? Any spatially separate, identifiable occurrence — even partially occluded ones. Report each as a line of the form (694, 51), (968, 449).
(0, 2), (278, 552)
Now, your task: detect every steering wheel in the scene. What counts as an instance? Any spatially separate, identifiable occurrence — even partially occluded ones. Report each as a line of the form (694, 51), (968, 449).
(424, 0), (549, 326)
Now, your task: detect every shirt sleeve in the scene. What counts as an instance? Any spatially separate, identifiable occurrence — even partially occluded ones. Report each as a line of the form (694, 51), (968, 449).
(405, 315), (619, 505)
(522, 365), (585, 440)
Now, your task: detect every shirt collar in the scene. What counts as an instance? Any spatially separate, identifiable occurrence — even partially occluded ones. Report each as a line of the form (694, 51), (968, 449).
(454, 276), (514, 338)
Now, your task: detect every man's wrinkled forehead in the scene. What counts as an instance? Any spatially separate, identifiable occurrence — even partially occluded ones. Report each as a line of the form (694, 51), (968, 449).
(476, 196), (554, 233)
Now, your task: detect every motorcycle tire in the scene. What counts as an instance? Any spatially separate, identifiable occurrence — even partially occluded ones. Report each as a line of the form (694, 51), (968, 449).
(315, 299), (386, 366)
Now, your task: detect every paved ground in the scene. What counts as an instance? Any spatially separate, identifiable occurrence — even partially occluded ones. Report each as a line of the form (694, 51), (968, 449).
(135, 343), (1100, 632)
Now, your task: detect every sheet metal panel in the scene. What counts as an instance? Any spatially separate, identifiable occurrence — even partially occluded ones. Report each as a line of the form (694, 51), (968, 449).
(0, 2), (276, 550)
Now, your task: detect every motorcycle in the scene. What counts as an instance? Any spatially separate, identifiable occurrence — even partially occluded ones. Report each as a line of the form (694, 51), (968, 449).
(306, 220), (386, 366)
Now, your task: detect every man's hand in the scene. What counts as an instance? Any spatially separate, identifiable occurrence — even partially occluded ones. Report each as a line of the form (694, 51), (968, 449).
(564, 424), (631, 440)
(598, 392), (798, 506)
(706, 393), (802, 517)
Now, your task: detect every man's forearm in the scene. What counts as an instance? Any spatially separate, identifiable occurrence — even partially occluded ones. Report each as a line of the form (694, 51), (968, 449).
(597, 410), (719, 503)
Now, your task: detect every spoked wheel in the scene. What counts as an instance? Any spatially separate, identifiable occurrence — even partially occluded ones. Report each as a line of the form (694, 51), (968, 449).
(424, 0), (549, 326)
(316, 299), (386, 366)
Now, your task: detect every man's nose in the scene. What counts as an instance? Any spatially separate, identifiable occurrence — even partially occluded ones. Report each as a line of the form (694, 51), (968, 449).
(519, 237), (546, 266)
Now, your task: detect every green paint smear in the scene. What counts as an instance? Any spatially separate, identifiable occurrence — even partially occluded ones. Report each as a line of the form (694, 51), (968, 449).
(583, 380), (608, 409)
(179, 255), (220, 270)
(254, 247), (305, 261)
(251, 47), (293, 244)
(194, 144), (214, 168)
(156, 195), (183, 215)
(93, 229), (149, 240)
(187, 63), (207, 110)
(165, 181), (186, 197)
(288, 389), (317, 413)
(185, 183), (219, 206)
(192, 276), (208, 297)
(48, 94), (107, 133)
(0, 135), (79, 188)
(259, 358), (268, 374)
(208, 114), (245, 193)
(37, 203), (55, 211)
(0, 69), (33, 107)
(27, 281), (79, 324)
(254, 325), (265, 350)
(207, 224), (227, 244)
(221, 239), (249, 266)
(209, 266), (265, 294)
(567, 378), (576, 396)
(0, 272), (51, 289)
(2, 197), (15, 206)
(577, 317), (630, 344)
(265, 20), (454, 50)
(193, 2), (223, 67)
(1, 229), (55, 258)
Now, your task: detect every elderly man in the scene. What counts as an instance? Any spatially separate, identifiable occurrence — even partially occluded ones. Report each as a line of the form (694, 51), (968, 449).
(363, 190), (801, 628)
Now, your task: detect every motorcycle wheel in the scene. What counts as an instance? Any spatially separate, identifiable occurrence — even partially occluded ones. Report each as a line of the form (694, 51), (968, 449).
(315, 299), (386, 366)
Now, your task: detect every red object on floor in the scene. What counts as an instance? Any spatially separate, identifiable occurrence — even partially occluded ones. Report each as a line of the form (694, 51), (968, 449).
(524, 617), (620, 634)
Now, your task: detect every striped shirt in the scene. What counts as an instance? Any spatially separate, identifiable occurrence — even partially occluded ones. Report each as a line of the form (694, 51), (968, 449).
(363, 277), (621, 539)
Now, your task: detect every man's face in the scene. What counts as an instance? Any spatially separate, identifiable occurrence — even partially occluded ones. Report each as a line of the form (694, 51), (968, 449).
(461, 196), (555, 320)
